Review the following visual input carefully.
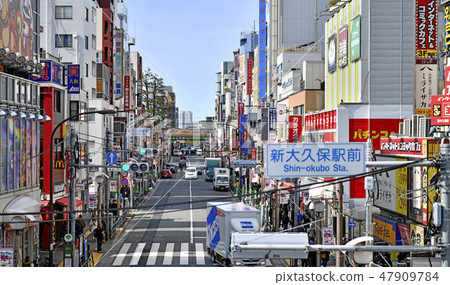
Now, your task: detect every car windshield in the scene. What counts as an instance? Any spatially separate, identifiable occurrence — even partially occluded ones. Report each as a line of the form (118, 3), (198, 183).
(186, 168), (196, 173)
(216, 177), (228, 183)
(206, 167), (214, 173)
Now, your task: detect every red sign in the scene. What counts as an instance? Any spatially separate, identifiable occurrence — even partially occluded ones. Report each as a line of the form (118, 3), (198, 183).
(288, 115), (302, 143)
(349, 118), (402, 198)
(445, 66), (450, 95)
(305, 110), (336, 131)
(431, 94), (450, 125)
(251, 148), (256, 160)
(416, 0), (437, 62)
(380, 138), (429, 156)
(124, 75), (130, 110)
(247, 58), (253, 95)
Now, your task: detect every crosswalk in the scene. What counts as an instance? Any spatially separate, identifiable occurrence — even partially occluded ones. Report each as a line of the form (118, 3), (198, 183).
(112, 242), (207, 266)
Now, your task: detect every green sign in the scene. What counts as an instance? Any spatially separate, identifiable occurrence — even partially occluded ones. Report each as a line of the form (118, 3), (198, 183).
(64, 246), (72, 258)
(350, 16), (360, 62)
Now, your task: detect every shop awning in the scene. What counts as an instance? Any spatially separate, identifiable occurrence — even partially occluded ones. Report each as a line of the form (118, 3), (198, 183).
(55, 197), (83, 207)
(3, 196), (41, 230)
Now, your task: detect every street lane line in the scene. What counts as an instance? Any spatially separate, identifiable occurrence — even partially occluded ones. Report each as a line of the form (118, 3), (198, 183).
(130, 243), (145, 266)
(195, 243), (205, 265)
(180, 243), (189, 265)
(112, 243), (131, 266)
(146, 243), (160, 266)
(190, 179), (193, 243)
(163, 243), (175, 265)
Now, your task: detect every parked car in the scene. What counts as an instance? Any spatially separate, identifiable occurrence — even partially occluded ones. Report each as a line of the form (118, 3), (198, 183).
(161, 169), (173, 178)
(184, 167), (198, 180)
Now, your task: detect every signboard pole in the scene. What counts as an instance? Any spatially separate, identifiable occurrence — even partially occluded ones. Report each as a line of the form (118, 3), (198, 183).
(336, 182), (344, 267)
(365, 139), (373, 244)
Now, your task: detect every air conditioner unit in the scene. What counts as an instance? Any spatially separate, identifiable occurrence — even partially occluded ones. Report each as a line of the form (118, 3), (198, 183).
(419, 117), (431, 138)
(404, 119), (411, 137)
(412, 115), (425, 137)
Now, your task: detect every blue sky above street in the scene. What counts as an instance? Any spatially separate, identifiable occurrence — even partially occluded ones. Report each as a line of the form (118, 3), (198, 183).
(126, 0), (258, 122)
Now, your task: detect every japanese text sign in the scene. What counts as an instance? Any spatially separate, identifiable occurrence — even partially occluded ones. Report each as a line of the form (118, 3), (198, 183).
(288, 115), (302, 142)
(67, 64), (80, 94)
(338, 25), (348, 68)
(240, 114), (247, 154)
(445, 5), (450, 55)
(265, 143), (365, 178)
(380, 138), (428, 156)
(269, 107), (276, 131)
(431, 94), (450, 125)
(415, 64), (437, 117)
(124, 75), (130, 111)
(259, 0), (266, 103)
(416, 0), (437, 61)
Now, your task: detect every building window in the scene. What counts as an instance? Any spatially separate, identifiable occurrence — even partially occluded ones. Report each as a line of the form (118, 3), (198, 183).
(104, 20), (108, 34)
(54, 90), (62, 113)
(70, 101), (79, 120)
(80, 102), (87, 121)
(92, 61), (96, 76)
(0, 76), (6, 101)
(85, 63), (89, 77)
(92, 8), (96, 23)
(55, 6), (72, 19)
(85, 36), (88, 49)
(92, 35), (96, 49)
(92, 88), (96, 99)
(88, 108), (96, 121)
(293, 105), (304, 115)
(85, 7), (89, 21)
(55, 34), (72, 47)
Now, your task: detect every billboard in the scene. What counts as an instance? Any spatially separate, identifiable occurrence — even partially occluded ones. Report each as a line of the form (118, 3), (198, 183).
(67, 65), (80, 94)
(416, 0), (437, 62)
(0, 1), (34, 59)
(114, 30), (123, 100)
(288, 115), (302, 143)
(350, 16), (360, 62)
(415, 64), (437, 117)
(338, 25), (348, 68)
(259, 0), (266, 104)
(124, 75), (130, 110)
(247, 58), (253, 95)
(31, 61), (63, 85)
(380, 138), (429, 156)
(328, 34), (337, 72)
(431, 94), (450, 125)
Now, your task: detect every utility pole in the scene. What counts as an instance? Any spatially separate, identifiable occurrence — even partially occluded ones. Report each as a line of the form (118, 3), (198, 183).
(336, 182), (344, 267)
(105, 127), (111, 240)
(440, 140), (450, 267)
(68, 129), (77, 266)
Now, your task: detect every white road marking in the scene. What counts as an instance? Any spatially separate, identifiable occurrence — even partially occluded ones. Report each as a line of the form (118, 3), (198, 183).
(180, 243), (189, 265)
(195, 243), (205, 265)
(146, 243), (160, 266)
(190, 179), (193, 243)
(163, 243), (175, 265)
(130, 243), (145, 266)
(112, 243), (131, 266)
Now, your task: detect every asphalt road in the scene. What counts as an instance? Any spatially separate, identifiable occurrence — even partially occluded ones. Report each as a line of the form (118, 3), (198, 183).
(96, 155), (236, 267)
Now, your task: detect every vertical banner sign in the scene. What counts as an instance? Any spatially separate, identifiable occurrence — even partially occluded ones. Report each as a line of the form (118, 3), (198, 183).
(288, 115), (302, 143)
(350, 16), (361, 62)
(445, 5), (450, 56)
(1, 118), (6, 191)
(415, 64), (437, 117)
(416, 0), (437, 63)
(445, 66), (450, 95)
(269, 107), (276, 131)
(124, 75), (130, 111)
(259, 0), (266, 104)
(114, 30), (123, 100)
(338, 25), (348, 68)
(247, 58), (253, 95)
(67, 65), (80, 94)
(234, 51), (239, 86)
(237, 85), (243, 102)
(328, 34), (337, 72)
(137, 79), (142, 110)
(240, 114), (247, 154)
(239, 54), (246, 84)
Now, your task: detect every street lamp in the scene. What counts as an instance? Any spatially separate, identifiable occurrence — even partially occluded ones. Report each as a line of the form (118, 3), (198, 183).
(48, 109), (116, 266)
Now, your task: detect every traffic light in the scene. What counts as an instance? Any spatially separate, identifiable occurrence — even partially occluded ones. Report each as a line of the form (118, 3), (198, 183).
(121, 162), (149, 173)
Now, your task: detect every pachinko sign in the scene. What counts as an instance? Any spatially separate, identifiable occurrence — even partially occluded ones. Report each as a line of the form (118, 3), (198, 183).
(380, 138), (429, 156)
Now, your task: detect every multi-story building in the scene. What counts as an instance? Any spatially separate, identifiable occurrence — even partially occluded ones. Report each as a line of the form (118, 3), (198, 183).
(0, 0), (43, 266)
(178, 111), (193, 129)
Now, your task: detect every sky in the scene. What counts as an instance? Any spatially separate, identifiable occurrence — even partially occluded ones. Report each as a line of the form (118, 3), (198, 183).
(125, 0), (259, 122)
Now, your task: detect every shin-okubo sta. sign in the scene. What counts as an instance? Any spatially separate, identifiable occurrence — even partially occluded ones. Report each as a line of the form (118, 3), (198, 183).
(265, 143), (365, 178)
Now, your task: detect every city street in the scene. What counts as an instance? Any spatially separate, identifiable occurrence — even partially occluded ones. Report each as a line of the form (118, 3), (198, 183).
(96, 156), (236, 267)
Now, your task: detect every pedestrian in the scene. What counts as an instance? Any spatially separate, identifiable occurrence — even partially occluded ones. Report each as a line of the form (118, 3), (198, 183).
(78, 214), (86, 230)
(41, 257), (51, 267)
(22, 256), (32, 267)
(281, 205), (289, 231)
(32, 260), (38, 267)
(75, 219), (83, 237)
(94, 222), (105, 253)
(101, 219), (107, 241)
(110, 200), (118, 216)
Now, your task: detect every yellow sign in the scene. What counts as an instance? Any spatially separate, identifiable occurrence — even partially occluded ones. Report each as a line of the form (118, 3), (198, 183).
(373, 216), (397, 245)
(395, 158), (408, 215)
(410, 224), (425, 246)
(416, 49), (436, 59)
(416, 108), (431, 117)
(55, 159), (65, 170)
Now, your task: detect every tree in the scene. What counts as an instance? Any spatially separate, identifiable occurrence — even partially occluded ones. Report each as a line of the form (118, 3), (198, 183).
(142, 68), (169, 123)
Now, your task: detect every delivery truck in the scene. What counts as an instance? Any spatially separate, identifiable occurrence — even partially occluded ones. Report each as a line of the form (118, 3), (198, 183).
(204, 157), (221, 181)
(213, 168), (230, 191)
(206, 202), (264, 266)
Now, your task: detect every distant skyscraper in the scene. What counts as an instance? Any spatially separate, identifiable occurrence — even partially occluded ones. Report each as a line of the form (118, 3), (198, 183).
(179, 111), (193, 129)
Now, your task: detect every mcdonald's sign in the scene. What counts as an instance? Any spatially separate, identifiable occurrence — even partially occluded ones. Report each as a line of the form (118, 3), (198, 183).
(55, 159), (65, 169)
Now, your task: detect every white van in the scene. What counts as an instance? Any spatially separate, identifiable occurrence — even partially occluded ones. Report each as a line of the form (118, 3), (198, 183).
(196, 149), (203, 156)
(173, 149), (181, 156)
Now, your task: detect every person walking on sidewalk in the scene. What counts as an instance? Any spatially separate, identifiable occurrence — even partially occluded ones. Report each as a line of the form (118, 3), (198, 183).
(94, 222), (105, 253)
